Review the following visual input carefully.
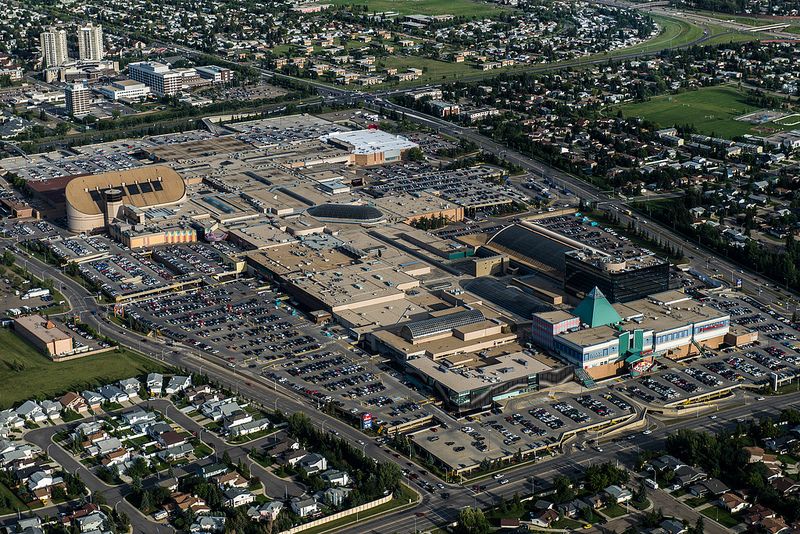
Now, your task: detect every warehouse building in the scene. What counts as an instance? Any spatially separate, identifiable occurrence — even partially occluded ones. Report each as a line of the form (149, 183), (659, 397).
(14, 315), (74, 359)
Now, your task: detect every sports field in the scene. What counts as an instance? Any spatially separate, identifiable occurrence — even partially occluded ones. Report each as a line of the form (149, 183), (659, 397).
(617, 85), (788, 138)
(0, 328), (168, 409)
(327, 0), (509, 16)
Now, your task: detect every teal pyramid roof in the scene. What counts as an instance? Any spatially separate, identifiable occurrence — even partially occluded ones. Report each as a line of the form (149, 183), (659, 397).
(573, 287), (621, 328)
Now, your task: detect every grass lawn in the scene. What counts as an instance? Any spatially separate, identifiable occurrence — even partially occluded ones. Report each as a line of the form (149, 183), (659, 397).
(327, 0), (509, 16)
(701, 505), (740, 528)
(0, 329), (168, 409)
(686, 495), (711, 508)
(616, 85), (791, 138)
(552, 517), (584, 529)
(0, 481), (27, 514)
(600, 503), (628, 518)
(375, 56), (476, 87)
(194, 442), (214, 459)
(632, 498), (651, 511)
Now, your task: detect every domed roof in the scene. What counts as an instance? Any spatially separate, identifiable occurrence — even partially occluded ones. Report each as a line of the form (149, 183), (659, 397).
(307, 203), (384, 223)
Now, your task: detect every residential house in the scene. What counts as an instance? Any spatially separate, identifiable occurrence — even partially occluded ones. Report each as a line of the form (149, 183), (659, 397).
(101, 448), (130, 467)
(121, 409), (157, 427)
(81, 391), (103, 411)
(190, 516), (225, 533)
(229, 417), (270, 437)
(40, 400), (62, 420)
(321, 469), (350, 487)
(323, 487), (352, 507)
(659, 518), (688, 534)
(529, 508), (558, 528)
(158, 443), (193, 461)
(118, 378), (141, 398)
(197, 463), (228, 479)
(98, 385), (128, 404)
(59, 392), (88, 413)
(171, 492), (211, 515)
(157, 431), (188, 449)
(75, 511), (107, 533)
(214, 471), (248, 489)
(279, 448), (308, 467)
(146, 373), (164, 396)
(604, 485), (633, 504)
(165, 375), (192, 394)
(224, 488), (255, 508)
(719, 492), (750, 513)
(28, 469), (63, 492)
(16, 401), (46, 423)
(771, 476), (800, 495)
(298, 453), (328, 474)
(247, 501), (283, 522)
(291, 496), (318, 518)
(765, 435), (797, 454)
(0, 410), (24, 430)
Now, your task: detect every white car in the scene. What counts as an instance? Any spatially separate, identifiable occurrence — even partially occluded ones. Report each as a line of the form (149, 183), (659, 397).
(500, 479), (509, 485)
(494, 473), (504, 480)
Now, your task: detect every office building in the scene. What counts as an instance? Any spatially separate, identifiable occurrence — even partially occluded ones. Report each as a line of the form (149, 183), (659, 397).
(65, 82), (90, 115)
(128, 61), (183, 96)
(98, 79), (150, 101)
(77, 23), (104, 61)
(40, 27), (69, 68)
(564, 248), (670, 303)
(195, 65), (234, 84)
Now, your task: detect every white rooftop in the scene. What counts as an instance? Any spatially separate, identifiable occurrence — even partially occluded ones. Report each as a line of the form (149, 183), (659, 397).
(320, 129), (418, 155)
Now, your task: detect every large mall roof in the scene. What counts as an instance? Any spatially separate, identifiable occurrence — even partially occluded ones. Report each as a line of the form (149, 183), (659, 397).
(65, 165), (186, 216)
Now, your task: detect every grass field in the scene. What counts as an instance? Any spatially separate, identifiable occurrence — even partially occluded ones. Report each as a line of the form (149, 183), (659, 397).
(617, 85), (789, 138)
(0, 328), (168, 409)
(605, 15), (705, 59)
(379, 56), (475, 84)
(327, 0), (508, 16)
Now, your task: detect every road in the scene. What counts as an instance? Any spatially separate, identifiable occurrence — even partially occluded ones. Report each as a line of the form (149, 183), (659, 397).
(24, 425), (174, 534)
(12, 242), (800, 533)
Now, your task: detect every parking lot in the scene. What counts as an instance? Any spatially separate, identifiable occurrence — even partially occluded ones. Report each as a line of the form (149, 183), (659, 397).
(125, 280), (433, 429)
(407, 386), (637, 473)
(80, 252), (176, 300)
(151, 242), (242, 278)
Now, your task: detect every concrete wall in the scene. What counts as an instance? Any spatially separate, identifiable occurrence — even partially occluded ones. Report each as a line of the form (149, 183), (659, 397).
(278, 494), (393, 534)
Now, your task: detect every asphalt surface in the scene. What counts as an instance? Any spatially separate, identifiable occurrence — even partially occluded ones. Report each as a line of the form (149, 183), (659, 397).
(10, 243), (800, 533)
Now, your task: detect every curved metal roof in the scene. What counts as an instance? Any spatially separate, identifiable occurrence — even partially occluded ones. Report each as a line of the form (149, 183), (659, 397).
(307, 203), (384, 222)
(400, 309), (485, 341)
(487, 224), (572, 272)
(65, 165), (186, 216)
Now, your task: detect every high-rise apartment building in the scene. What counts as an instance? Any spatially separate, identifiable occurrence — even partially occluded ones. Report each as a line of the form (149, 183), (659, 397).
(40, 27), (69, 68)
(77, 23), (104, 61)
(65, 82), (90, 115)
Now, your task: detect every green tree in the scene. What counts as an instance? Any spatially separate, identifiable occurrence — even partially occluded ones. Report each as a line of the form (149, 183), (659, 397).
(455, 507), (491, 534)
